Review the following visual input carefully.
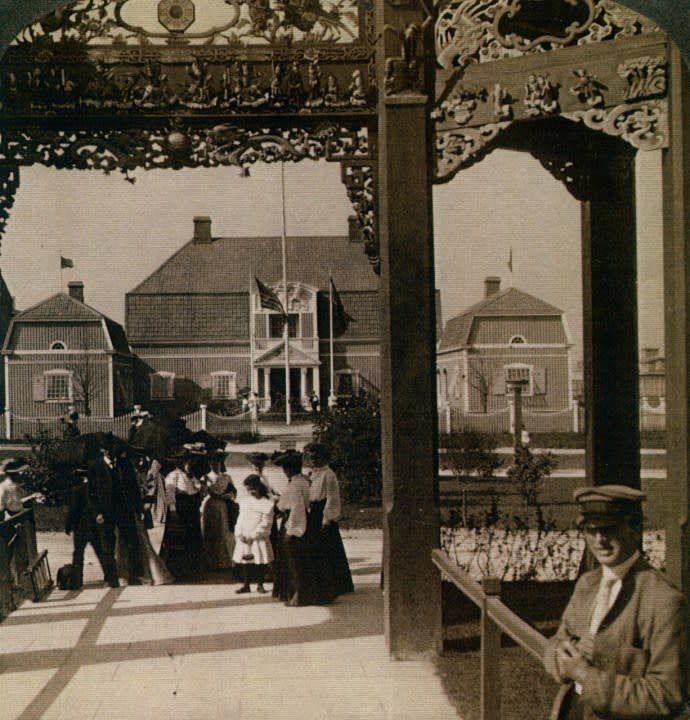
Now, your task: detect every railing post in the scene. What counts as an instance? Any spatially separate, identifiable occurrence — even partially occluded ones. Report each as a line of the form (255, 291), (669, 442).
(200, 404), (207, 431)
(571, 399), (579, 434)
(481, 577), (502, 720)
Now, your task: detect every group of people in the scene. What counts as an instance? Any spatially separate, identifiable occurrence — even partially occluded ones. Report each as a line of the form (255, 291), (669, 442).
(52, 434), (353, 606)
(157, 441), (353, 606)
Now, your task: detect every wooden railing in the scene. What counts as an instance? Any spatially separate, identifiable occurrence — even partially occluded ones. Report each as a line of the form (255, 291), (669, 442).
(431, 549), (550, 720)
(0, 507), (52, 619)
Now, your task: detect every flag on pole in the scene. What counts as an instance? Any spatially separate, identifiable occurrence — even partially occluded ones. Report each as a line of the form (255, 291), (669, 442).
(507, 248), (513, 274)
(60, 256), (74, 269)
(255, 277), (286, 317)
(330, 277), (355, 337)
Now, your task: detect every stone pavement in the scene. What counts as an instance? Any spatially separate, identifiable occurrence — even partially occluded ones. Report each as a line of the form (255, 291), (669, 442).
(0, 529), (462, 720)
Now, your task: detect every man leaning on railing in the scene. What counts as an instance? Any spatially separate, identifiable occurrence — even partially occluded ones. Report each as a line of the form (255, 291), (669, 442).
(544, 485), (688, 720)
(0, 458), (44, 523)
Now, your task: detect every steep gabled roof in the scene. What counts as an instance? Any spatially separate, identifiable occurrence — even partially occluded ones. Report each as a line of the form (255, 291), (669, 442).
(439, 287), (564, 352)
(9, 292), (130, 354)
(128, 236), (378, 295)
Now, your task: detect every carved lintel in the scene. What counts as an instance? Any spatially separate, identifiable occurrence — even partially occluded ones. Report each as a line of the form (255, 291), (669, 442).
(433, 122), (511, 184)
(563, 99), (668, 151)
(0, 164), (20, 247)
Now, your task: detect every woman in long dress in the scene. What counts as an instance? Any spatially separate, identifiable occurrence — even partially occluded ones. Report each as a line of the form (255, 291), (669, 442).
(304, 442), (354, 599)
(233, 474), (275, 593)
(200, 450), (236, 571)
(159, 450), (204, 580)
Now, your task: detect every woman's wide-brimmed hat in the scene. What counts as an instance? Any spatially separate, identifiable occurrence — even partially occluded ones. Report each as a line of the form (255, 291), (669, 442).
(167, 447), (193, 462)
(271, 448), (303, 471)
(303, 442), (331, 466)
(209, 448), (229, 461)
(1, 457), (29, 476)
(246, 451), (269, 467)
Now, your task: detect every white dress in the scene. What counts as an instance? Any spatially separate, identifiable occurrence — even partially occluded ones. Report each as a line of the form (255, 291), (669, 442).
(232, 495), (275, 565)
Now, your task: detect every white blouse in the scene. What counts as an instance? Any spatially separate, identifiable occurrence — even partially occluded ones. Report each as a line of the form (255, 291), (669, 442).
(308, 466), (342, 525)
(164, 468), (201, 512)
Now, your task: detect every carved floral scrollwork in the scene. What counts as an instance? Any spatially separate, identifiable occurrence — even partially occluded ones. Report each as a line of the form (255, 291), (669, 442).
(435, 0), (662, 72)
(0, 163), (20, 249)
(0, 123), (371, 175)
(563, 99), (668, 151)
(340, 162), (378, 273)
(433, 121), (511, 183)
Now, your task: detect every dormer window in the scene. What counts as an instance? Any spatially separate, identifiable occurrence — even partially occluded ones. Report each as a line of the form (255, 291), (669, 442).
(50, 341), (67, 350)
(509, 335), (526, 346)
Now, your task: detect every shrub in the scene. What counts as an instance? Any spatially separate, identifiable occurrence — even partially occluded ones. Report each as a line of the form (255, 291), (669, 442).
(440, 431), (503, 479)
(311, 390), (381, 503)
(22, 431), (72, 506)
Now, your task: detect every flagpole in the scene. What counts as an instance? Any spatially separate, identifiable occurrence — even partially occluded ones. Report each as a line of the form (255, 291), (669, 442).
(329, 269), (335, 406)
(249, 267), (255, 400)
(281, 162), (291, 426)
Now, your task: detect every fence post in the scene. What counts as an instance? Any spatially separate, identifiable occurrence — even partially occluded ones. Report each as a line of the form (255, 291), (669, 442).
(200, 404), (207, 431)
(572, 400), (579, 434)
(481, 577), (502, 720)
(4, 410), (10, 441)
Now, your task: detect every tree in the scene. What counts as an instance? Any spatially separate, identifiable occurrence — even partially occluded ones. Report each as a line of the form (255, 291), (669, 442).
(71, 344), (106, 416)
(311, 389), (381, 503)
(467, 360), (494, 413)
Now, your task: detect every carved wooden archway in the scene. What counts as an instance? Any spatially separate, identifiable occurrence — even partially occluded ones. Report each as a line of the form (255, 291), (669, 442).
(1, 0), (690, 656)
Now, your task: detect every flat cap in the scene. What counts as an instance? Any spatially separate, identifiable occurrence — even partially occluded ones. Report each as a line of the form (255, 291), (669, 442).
(574, 484), (645, 521)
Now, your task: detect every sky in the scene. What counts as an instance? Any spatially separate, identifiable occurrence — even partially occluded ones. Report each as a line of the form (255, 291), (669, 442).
(0, 147), (664, 370)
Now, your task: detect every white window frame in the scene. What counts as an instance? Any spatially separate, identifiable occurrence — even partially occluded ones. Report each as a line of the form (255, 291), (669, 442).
(50, 340), (67, 350)
(509, 335), (527, 347)
(150, 371), (175, 400)
(211, 371), (237, 400)
(44, 369), (73, 402)
(504, 363), (533, 396)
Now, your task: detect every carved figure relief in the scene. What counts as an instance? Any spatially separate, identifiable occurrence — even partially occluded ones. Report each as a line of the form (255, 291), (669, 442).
(524, 74), (559, 116)
(491, 83), (513, 121)
(569, 68), (606, 107)
(432, 85), (488, 125)
(618, 56), (667, 100)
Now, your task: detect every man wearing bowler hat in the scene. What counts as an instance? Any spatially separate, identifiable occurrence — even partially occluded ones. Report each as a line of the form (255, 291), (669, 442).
(544, 484), (688, 719)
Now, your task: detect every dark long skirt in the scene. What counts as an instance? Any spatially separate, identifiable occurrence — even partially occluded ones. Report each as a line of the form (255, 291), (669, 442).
(159, 492), (203, 580)
(308, 499), (354, 599)
(273, 520), (321, 605)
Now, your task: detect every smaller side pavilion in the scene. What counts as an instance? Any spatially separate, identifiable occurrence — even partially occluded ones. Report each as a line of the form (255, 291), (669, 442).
(2, 281), (134, 419)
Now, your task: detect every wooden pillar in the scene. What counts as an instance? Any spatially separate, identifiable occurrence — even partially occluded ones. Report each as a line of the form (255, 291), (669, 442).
(662, 45), (690, 596)
(581, 136), (640, 488)
(376, 3), (441, 658)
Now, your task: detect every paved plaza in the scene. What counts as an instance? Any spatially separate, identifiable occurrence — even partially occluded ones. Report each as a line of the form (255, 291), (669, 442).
(0, 527), (461, 720)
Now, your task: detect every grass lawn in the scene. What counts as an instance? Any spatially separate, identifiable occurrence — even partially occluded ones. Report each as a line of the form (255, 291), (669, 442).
(435, 624), (558, 720)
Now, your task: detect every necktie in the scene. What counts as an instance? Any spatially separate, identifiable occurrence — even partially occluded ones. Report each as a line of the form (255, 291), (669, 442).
(589, 575), (617, 634)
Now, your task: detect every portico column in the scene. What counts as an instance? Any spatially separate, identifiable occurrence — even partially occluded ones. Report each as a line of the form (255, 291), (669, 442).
(376, 3), (441, 657)
(662, 45), (690, 598)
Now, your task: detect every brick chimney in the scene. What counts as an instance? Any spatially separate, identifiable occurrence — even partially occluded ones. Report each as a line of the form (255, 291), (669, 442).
(347, 215), (363, 243)
(193, 216), (212, 243)
(67, 281), (84, 304)
(484, 276), (501, 297)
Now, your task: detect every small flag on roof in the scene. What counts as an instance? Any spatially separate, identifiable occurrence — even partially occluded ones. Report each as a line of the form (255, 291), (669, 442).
(60, 256), (74, 269)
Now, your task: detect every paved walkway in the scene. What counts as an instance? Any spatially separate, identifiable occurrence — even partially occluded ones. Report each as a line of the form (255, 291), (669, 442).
(0, 529), (462, 720)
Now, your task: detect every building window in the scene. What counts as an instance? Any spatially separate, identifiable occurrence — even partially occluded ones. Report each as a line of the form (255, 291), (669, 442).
(50, 341), (67, 350)
(45, 370), (72, 402)
(211, 371), (237, 399)
(509, 335), (526, 346)
(150, 371), (175, 400)
(269, 313), (299, 338)
(504, 363), (533, 396)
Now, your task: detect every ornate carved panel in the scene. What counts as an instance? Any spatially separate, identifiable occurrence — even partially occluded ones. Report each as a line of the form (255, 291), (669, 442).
(433, 0), (668, 182)
(1, 0), (376, 121)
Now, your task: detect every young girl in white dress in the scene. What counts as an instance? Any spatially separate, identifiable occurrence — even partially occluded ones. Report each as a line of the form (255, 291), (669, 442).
(233, 474), (275, 593)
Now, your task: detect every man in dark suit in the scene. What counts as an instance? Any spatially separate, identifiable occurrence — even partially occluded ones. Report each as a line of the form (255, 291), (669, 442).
(544, 485), (688, 719)
(87, 439), (143, 587)
(65, 468), (116, 588)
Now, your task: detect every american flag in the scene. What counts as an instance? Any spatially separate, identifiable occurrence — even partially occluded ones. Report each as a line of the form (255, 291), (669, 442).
(255, 277), (286, 317)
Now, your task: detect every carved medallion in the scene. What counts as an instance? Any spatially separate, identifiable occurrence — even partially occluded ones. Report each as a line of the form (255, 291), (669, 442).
(618, 56), (667, 100)
(158, 0), (196, 33)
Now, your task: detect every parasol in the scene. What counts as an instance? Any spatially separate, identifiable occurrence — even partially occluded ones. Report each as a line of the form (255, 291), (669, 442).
(189, 429), (226, 453)
(53, 432), (128, 467)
